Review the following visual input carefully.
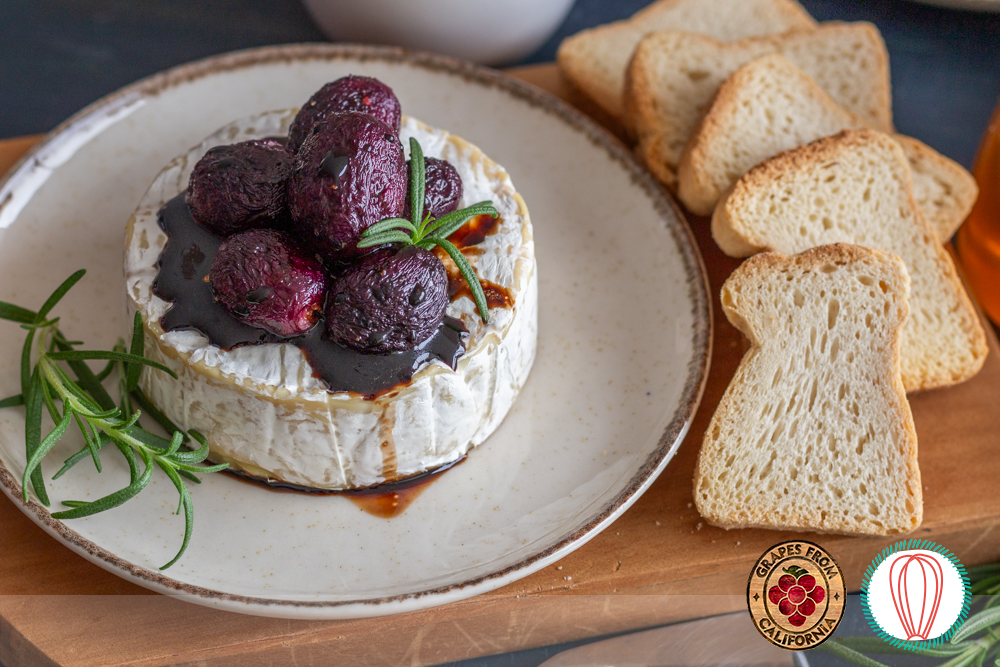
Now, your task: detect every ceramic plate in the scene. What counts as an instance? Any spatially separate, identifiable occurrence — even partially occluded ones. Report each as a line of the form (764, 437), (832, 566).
(0, 45), (710, 619)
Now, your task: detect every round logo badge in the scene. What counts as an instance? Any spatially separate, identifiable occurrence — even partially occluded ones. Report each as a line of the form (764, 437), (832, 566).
(747, 540), (845, 650)
(861, 540), (971, 650)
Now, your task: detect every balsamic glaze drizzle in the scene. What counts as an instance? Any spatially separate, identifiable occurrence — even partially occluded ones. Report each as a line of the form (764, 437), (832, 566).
(152, 194), (467, 398)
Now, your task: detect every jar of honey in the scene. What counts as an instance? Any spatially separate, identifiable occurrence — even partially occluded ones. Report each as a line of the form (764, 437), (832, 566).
(956, 100), (1000, 325)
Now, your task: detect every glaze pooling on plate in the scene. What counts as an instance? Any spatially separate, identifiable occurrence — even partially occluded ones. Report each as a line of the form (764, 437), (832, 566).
(125, 112), (538, 490)
(0, 45), (709, 619)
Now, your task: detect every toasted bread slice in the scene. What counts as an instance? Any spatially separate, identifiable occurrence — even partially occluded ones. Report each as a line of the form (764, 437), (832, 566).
(677, 54), (866, 215)
(626, 23), (892, 188)
(694, 243), (921, 535)
(677, 54), (978, 239)
(556, 0), (816, 122)
(895, 135), (979, 241)
(713, 129), (988, 391)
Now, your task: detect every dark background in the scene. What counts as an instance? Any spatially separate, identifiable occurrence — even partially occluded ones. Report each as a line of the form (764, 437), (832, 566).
(1, 0), (999, 166)
(0, 1), (997, 665)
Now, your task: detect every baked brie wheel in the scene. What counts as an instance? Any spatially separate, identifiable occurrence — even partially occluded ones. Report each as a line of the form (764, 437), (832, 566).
(124, 110), (537, 490)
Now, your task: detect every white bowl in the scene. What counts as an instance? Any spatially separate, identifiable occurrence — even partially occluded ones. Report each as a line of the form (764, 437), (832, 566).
(300, 0), (576, 65)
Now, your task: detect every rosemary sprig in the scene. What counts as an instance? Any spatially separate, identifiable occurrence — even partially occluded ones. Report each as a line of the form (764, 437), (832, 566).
(816, 563), (1000, 666)
(357, 137), (499, 322)
(0, 270), (228, 569)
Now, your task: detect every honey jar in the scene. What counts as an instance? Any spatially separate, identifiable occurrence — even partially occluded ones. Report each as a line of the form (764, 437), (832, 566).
(956, 100), (1000, 325)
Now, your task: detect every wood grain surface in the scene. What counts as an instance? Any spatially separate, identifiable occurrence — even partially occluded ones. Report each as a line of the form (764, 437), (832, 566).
(1, 63), (999, 667)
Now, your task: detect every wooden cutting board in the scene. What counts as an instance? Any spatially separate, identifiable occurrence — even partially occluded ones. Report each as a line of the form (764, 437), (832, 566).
(2, 63), (999, 667)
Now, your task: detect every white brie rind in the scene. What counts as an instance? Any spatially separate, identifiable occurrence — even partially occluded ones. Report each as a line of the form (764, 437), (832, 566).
(124, 112), (537, 490)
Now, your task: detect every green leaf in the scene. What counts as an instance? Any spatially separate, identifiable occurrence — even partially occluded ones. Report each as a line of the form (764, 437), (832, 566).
(93, 359), (115, 382)
(129, 390), (186, 443)
(0, 394), (24, 409)
(423, 202), (497, 240)
(39, 373), (62, 425)
(20, 327), (36, 397)
(936, 650), (986, 667)
(110, 436), (140, 485)
(51, 456), (154, 520)
(356, 230), (411, 249)
(408, 137), (425, 229)
(46, 350), (176, 378)
(73, 412), (102, 473)
(23, 369), (49, 506)
(125, 312), (144, 392)
(954, 607), (1000, 644)
(362, 217), (416, 238)
(126, 426), (174, 451)
(0, 301), (37, 324)
(154, 460), (194, 569)
(53, 432), (111, 480)
(55, 338), (116, 412)
(433, 237), (489, 322)
(35, 270), (86, 324)
(818, 640), (894, 667)
(178, 470), (202, 484)
(172, 429), (210, 464)
(22, 410), (73, 502)
(59, 500), (88, 509)
(168, 461), (229, 474)
(164, 431), (184, 457)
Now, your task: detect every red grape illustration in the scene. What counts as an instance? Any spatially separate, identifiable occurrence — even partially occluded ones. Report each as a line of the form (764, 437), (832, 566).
(768, 565), (825, 627)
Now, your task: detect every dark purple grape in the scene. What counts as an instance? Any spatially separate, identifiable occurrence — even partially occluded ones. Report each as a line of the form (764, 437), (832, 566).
(186, 140), (293, 236)
(287, 76), (401, 152)
(287, 112), (407, 264)
(325, 245), (448, 353)
(404, 157), (463, 220)
(209, 229), (327, 337)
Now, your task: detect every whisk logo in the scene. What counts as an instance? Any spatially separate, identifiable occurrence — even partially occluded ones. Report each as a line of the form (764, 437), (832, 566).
(862, 540), (971, 651)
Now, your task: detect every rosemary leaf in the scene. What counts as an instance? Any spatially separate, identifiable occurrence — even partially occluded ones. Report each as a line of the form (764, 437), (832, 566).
(72, 412), (102, 473)
(20, 327), (35, 396)
(164, 431), (184, 457)
(154, 459), (194, 569)
(94, 359), (115, 382)
(0, 301), (37, 324)
(52, 433), (110, 480)
(130, 389), (187, 443)
(363, 217), (416, 237)
(423, 202), (497, 240)
(39, 373), (62, 425)
(0, 394), (24, 408)
(51, 456), (154, 520)
(954, 608), (1000, 644)
(46, 350), (176, 378)
(22, 410), (73, 502)
(435, 237), (490, 322)
(408, 137), (425, 231)
(55, 338), (116, 412)
(356, 230), (412, 249)
(23, 368), (49, 506)
(178, 470), (202, 484)
(168, 461), (230, 474)
(34, 270), (86, 324)
(125, 313), (144, 392)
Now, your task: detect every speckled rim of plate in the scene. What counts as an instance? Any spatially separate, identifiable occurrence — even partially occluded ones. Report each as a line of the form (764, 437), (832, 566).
(0, 43), (712, 617)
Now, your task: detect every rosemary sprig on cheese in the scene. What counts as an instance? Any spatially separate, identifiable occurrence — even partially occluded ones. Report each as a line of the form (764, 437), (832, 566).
(358, 137), (498, 322)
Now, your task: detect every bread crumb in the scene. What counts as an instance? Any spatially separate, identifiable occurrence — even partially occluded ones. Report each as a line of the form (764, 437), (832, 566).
(696, 522), (703, 531)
